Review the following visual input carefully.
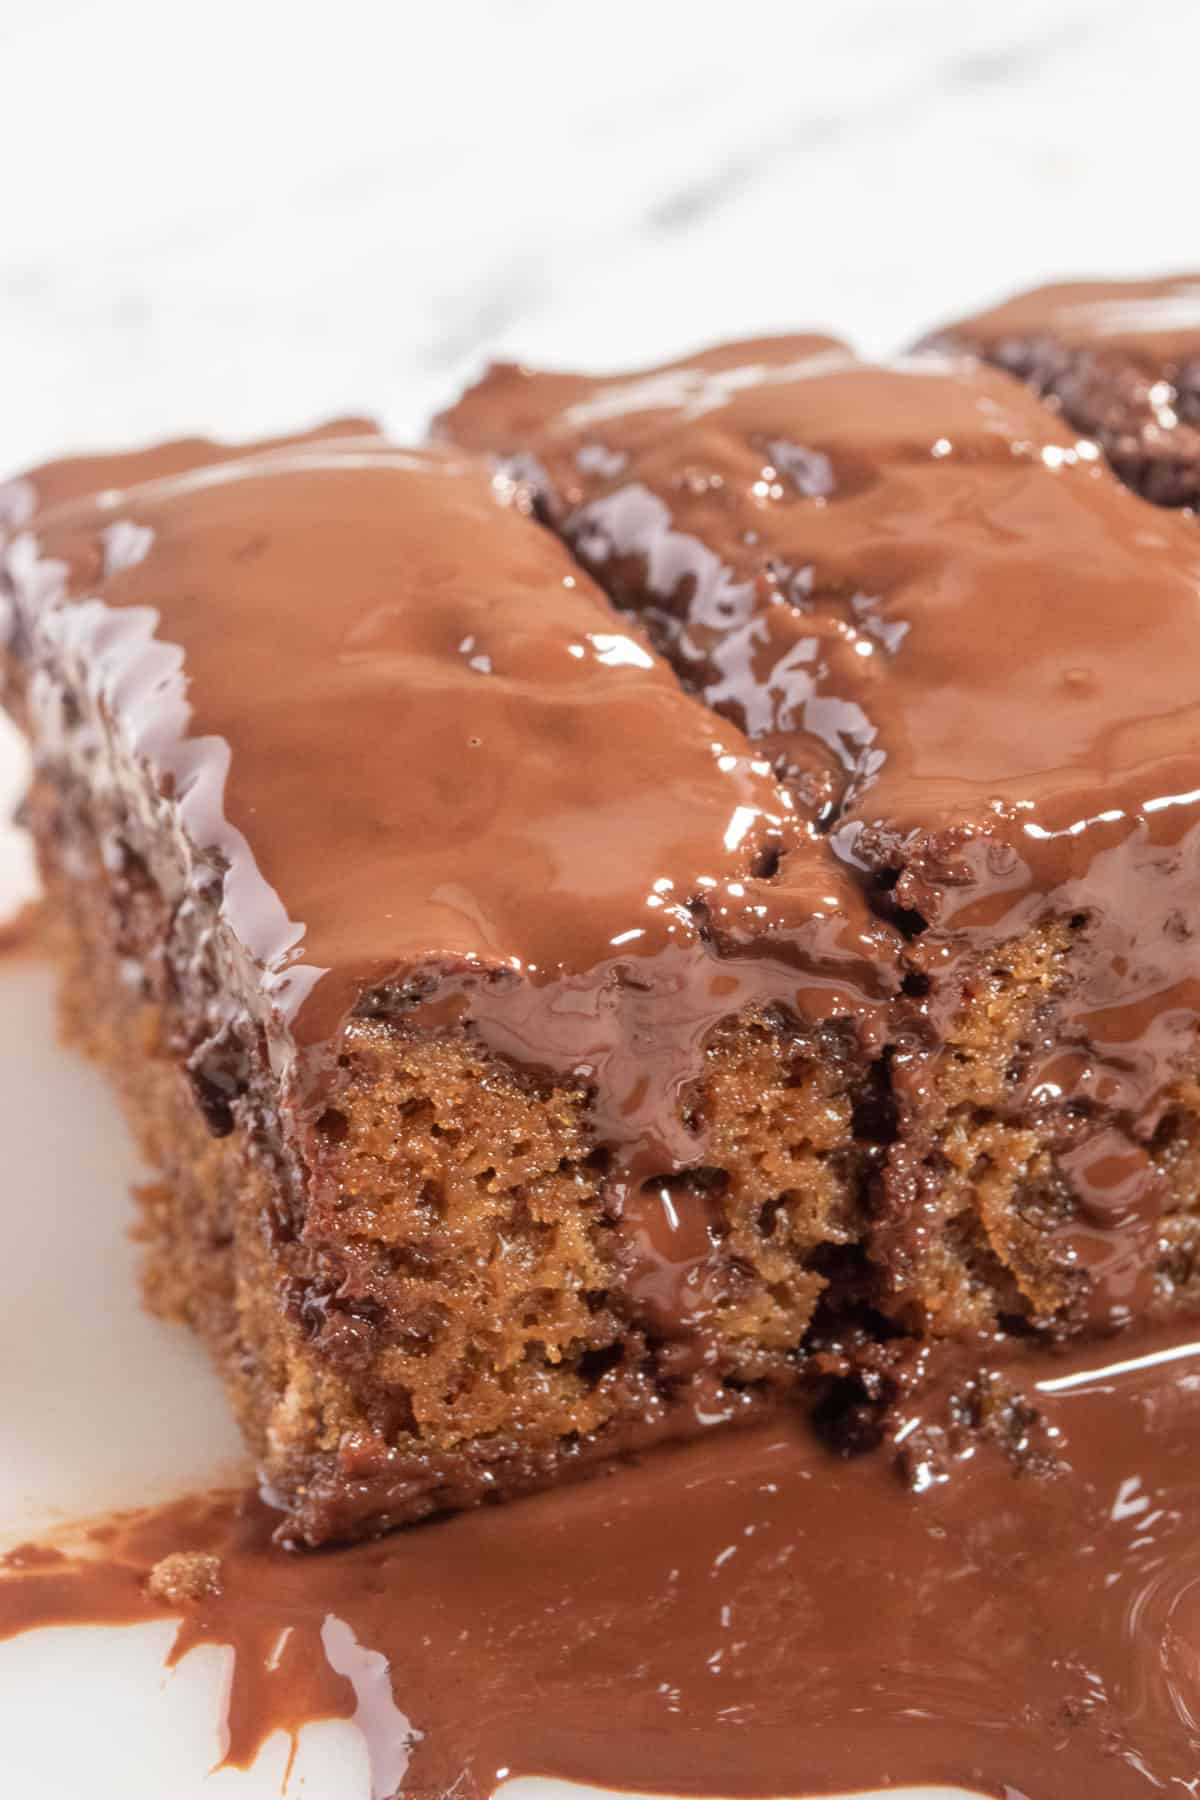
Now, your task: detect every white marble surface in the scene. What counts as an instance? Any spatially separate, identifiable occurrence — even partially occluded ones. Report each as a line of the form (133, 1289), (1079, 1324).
(0, 0), (1196, 476)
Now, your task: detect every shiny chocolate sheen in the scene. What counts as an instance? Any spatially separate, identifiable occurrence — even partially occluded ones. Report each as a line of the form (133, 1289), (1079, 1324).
(440, 336), (1200, 1324)
(923, 276), (1200, 511)
(441, 339), (1200, 845)
(1, 427), (894, 1196)
(4, 1326), (1200, 1797)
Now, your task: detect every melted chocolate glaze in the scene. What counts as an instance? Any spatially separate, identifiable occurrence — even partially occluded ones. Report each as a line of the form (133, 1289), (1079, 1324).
(4, 1325), (1200, 1798)
(1, 426), (894, 1210)
(439, 337), (1200, 1327)
(923, 275), (1200, 508)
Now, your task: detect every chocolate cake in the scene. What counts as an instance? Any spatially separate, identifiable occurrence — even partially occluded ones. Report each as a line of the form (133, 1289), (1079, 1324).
(5, 296), (1200, 1549)
(922, 274), (1200, 505)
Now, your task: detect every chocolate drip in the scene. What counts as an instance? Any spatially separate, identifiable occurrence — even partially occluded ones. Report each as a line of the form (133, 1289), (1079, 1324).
(4, 1326), (1200, 1797)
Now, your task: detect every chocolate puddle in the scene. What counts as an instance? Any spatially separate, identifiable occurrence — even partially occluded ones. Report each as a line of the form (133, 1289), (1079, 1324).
(4, 1327), (1200, 1799)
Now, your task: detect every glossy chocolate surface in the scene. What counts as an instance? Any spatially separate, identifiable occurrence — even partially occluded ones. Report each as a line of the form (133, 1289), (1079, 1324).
(4, 1325), (1200, 1798)
(924, 276), (1200, 510)
(2, 430), (894, 1186)
(441, 336), (1200, 1325)
(440, 338), (1200, 848)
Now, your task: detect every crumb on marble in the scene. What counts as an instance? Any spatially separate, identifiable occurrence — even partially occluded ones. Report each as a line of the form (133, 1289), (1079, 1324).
(147, 1550), (223, 1604)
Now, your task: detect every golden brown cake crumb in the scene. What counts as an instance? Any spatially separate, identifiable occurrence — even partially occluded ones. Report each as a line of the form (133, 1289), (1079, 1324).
(147, 1551), (223, 1605)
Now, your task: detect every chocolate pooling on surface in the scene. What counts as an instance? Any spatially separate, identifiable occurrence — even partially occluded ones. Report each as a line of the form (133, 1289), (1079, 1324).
(4, 1326), (1200, 1799)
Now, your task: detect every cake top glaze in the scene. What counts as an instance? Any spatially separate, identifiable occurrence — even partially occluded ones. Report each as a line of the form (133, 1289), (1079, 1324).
(930, 273), (1200, 365)
(442, 335), (1200, 889)
(2, 427), (891, 1090)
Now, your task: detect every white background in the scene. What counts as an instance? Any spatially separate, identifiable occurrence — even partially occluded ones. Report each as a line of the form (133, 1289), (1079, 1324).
(1, 0), (1197, 470)
(0, 0), (1192, 1792)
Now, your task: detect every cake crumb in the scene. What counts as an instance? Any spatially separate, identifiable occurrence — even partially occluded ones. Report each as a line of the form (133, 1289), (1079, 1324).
(147, 1550), (223, 1604)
